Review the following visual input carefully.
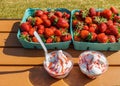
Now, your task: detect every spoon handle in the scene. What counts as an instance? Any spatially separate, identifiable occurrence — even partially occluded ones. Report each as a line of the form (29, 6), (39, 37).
(34, 31), (48, 56)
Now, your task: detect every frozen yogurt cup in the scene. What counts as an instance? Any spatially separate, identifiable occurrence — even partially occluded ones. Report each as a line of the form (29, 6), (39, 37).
(78, 50), (108, 79)
(44, 50), (73, 79)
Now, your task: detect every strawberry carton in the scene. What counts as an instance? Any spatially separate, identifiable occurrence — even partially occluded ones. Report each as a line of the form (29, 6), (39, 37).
(71, 7), (120, 51)
(17, 8), (71, 49)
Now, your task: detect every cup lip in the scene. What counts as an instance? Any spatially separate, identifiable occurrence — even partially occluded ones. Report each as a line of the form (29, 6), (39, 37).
(43, 50), (74, 76)
(78, 50), (109, 76)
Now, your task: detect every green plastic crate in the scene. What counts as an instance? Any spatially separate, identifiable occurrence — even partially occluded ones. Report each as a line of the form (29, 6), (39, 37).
(71, 9), (120, 51)
(17, 8), (71, 49)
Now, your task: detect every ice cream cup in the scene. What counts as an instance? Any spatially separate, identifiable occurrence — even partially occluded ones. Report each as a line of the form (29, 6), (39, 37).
(44, 50), (73, 79)
(78, 50), (108, 79)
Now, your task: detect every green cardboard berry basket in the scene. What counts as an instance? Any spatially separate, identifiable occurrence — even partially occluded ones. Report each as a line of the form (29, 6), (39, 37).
(70, 9), (120, 51)
(17, 8), (71, 49)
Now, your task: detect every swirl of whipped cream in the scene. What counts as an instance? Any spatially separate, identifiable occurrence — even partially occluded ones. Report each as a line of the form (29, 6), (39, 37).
(44, 50), (73, 76)
(79, 51), (108, 79)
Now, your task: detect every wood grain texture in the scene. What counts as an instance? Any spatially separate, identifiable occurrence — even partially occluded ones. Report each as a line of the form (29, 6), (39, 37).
(0, 19), (20, 32)
(0, 48), (120, 65)
(0, 66), (120, 86)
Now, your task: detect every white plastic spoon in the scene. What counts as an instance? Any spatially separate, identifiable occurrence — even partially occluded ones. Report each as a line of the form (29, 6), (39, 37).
(34, 31), (49, 61)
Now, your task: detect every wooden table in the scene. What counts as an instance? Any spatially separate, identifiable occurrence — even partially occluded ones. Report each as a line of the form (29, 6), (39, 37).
(0, 19), (120, 86)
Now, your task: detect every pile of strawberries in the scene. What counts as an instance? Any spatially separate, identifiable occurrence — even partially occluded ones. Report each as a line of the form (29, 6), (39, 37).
(72, 6), (120, 43)
(20, 9), (71, 43)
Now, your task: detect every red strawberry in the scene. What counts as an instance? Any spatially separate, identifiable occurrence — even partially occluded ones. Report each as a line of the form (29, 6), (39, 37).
(32, 36), (38, 42)
(63, 12), (70, 19)
(43, 19), (51, 27)
(89, 26), (95, 32)
(74, 35), (81, 41)
(105, 29), (111, 35)
(98, 23), (107, 33)
(96, 11), (101, 16)
(72, 19), (79, 26)
(102, 9), (112, 19)
(91, 32), (97, 42)
(46, 37), (53, 43)
(85, 17), (92, 24)
(44, 28), (54, 38)
(97, 33), (108, 43)
(110, 6), (118, 14)
(61, 33), (72, 41)
(113, 15), (120, 23)
(20, 22), (31, 32)
(83, 25), (89, 30)
(109, 25), (119, 36)
(54, 29), (62, 36)
(21, 31), (29, 36)
(29, 28), (35, 36)
(50, 26), (57, 32)
(37, 25), (45, 34)
(108, 35), (116, 43)
(106, 20), (113, 26)
(80, 30), (90, 39)
(40, 14), (48, 20)
(35, 10), (44, 17)
(54, 11), (63, 18)
(56, 18), (69, 28)
(35, 17), (43, 26)
(49, 15), (58, 24)
(89, 7), (96, 17)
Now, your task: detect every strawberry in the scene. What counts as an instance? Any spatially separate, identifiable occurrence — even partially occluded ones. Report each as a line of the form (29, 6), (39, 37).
(40, 14), (48, 21)
(50, 26), (57, 32)
(97, 33), (108, 43)
(108, 35), (116, 43)
(89, 7), (96, 17)
(74, 35), (81, 41)
(28, 28), (35, 36)
(46, 37), (53, 43)
(85, 17), (92, 24)
(63, 12), (70, 19)
(90, 32), (97, 42)
(43, 19), (51, 27)
(54, 29), (62, 36)
(56, 18), (69, 28)
(35, 17), (43, 26)
(105, 29), (111, 35)
(80, 30), (90, 39)
(54, 11), (63, 18)
(61, 33), (72, 41)
(106, 20), (113, 26)
(98, 22), (107, 33)
(113, 15), (120, 23)
(44, 28), (54, 38)
(32, 36), (38, 42)
(83, 25), (89, 30)
(54, 36), (61, 42)
(49, 15), (58, 24)
(109, 25), (119, 36)
(20, 22), (31, 32)
(72, 19), (79, 26)
(35, 10), (44, 17)
(110, 6), (118, 14)
(89, 26), (95, 32)
(37, 25), (44, 34)
(86, 32), (97, 42)
(102, 9), (112, 19)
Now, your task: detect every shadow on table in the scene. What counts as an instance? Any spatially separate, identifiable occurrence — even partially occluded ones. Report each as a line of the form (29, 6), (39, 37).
(2, 21), (46, 57)
(29, 66), (94, 86)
